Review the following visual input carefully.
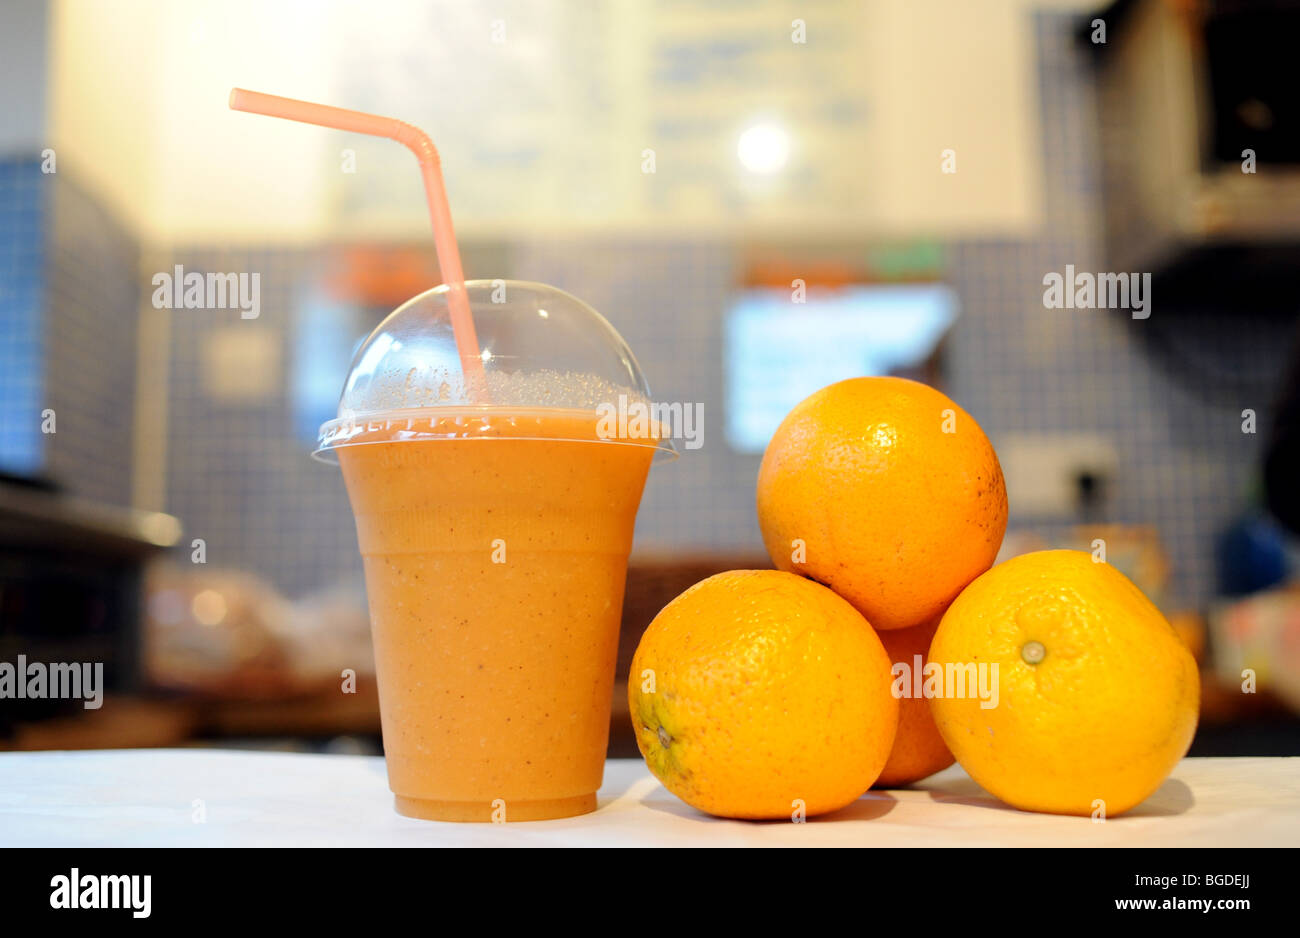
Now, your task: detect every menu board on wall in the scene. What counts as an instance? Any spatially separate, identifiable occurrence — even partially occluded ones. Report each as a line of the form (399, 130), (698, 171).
(326, 0), (1040, 237)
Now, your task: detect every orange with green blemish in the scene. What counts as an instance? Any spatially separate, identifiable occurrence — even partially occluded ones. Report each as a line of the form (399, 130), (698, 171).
(629, 569), (898, 819)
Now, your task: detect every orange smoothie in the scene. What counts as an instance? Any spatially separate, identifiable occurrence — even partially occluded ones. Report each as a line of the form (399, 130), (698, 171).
(338, 409), (654, 822)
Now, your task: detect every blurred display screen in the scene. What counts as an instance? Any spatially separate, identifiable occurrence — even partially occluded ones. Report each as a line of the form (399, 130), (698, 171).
(292, 296), (368, 444)
(724, 283), (958, 452)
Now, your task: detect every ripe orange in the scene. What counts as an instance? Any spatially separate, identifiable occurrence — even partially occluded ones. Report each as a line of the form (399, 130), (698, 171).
(874, 616), (956, 787)
(628, 569), (898, 819)
(929, 550), (1200, 816)
(756, 376), (1007, 631)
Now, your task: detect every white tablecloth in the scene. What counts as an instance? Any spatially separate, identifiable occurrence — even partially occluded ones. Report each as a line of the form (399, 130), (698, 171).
(1, 750), (1296, 847)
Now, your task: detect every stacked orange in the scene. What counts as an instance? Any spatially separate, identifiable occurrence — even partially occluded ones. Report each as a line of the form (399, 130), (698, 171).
(629, 376), (1198, 819)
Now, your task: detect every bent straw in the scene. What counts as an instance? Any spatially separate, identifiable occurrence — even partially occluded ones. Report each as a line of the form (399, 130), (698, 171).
(228, 88), (485, 389)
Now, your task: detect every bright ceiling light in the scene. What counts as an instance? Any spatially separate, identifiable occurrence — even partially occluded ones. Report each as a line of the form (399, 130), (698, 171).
(737, 121), (791, 175)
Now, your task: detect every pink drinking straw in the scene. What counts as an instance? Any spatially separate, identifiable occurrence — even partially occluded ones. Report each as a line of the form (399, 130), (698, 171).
(228, 88), (486, 390)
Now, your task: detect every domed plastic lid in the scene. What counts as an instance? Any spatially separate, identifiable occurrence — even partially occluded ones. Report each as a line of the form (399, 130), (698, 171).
(315, 280), (677, 461)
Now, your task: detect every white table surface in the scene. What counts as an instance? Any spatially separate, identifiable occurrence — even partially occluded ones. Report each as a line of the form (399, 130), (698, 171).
(1, 750), (1296, 847)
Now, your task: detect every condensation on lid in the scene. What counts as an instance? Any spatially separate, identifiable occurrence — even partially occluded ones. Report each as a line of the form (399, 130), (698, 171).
(315, 280), (677, 462)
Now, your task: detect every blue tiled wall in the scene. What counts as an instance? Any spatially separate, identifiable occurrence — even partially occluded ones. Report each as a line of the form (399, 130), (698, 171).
(43, 172), (139, 506)
(161, 248), (359, 596)
(158, 13), (1297, 609)
(0, 158), (138, 505)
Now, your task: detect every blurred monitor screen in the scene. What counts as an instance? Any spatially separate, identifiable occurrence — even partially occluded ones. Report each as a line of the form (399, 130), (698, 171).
(724, 283), (958, 453)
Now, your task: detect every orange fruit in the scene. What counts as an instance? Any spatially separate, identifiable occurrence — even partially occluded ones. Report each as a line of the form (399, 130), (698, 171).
(874, 616), (956, 787)
(756, 376), (1007, 631)
(929, 550), (1200, 816)
(628, 569), (898, 819)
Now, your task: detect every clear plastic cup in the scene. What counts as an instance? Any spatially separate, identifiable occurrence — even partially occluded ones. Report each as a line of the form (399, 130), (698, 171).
(319, 281), (673, 822)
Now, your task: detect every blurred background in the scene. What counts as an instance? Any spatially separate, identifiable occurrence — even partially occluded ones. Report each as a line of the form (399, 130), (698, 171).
(2, 0), (1299, 758)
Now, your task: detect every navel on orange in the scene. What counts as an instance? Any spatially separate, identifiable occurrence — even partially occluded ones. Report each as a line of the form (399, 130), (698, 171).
(929, 550), (1199, 816)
